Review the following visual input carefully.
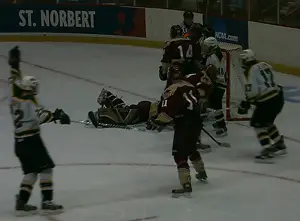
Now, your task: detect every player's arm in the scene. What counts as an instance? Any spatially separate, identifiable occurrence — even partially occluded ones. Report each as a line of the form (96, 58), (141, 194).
(238, 68), (256, 114)
(8, 46), (22, 83)
(36, 107), (70, 125)
(159, 43), (172, 81)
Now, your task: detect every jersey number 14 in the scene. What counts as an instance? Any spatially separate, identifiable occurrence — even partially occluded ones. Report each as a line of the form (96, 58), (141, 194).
(178, 45), (193, 59)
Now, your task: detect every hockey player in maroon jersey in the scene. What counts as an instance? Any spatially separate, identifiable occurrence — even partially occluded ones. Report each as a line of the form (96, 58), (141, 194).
(147, 62), (208, 197)
(159, 25), (202, 83)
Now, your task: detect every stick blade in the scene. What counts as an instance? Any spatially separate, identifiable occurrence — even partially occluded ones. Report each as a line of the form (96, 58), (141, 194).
(220, 142), (231, 148)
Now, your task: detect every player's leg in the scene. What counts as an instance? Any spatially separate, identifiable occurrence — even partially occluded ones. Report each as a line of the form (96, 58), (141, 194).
(251, 103), (276, 161)
(33, 135), (63, 215)
(171, 120), (192, 198)
(267, 92), (286, 155)
(14, 137), (39, 216)
(209, 87), (227, 136)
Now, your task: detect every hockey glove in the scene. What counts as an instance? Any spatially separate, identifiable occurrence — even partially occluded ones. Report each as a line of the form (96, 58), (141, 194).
(237, 100), (251, 115)
(159, 66), (167, 81)
(8, 46), (21, 69)
(146, 117), (165, 132)
(52, 109), (71, 124)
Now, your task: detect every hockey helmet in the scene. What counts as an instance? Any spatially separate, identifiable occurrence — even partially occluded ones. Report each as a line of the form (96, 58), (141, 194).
(188, 23), (204, 42)
(183, 11), (194, 18)
(202, 37), (218, 55)
(239, 49), (256, 69)
(170, 25), (183, 39)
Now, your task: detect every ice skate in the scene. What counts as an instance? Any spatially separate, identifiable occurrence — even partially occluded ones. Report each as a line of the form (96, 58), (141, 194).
(15, 195), (38, 217)
(40, 201), (64, 215)
(215, 126), (227, 137)
(197, 141), (211, 153)
(255, 148), (275, 164)
(195, 170), (208, 183)
(272, 137), (287, 156)
(172, 182), (192, 198)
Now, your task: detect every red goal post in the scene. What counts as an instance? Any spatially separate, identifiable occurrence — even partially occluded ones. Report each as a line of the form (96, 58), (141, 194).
(219, 42), (250, 121)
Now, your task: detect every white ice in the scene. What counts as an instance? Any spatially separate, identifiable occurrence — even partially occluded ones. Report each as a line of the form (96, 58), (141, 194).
(0, 42), (299, 221)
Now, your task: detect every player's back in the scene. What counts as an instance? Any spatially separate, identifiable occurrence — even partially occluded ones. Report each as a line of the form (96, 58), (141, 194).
(10, 95), (41, 138)
(162, 38), (201, 64)
(246, 61), (280, 103)
(161, 80), (200, 120)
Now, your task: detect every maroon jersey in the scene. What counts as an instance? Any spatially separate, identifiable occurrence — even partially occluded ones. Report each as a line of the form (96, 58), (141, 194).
(161, 38), (202, 64)
(155, 80), (200, 124)
(185, 70), (213, 99)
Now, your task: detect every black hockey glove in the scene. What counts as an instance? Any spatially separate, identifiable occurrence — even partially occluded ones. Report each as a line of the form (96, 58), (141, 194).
(237, 100), (251, 115)
(146, 117), (165, 132)
(52, 109), (71, 124)
(159, 66), (167, 81)
(8, 46), (21, 69)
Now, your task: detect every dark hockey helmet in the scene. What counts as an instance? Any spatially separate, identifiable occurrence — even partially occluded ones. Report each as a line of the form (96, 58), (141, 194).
(183, 11), (194, 18)
(170, 25), (183, 39)
(168, 62), (184, 80)
(189, 23), (203, 41)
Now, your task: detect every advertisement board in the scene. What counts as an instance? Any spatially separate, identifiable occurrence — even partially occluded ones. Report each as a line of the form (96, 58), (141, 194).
(0, 4), (146, 37)
(207, 16), (248, 49)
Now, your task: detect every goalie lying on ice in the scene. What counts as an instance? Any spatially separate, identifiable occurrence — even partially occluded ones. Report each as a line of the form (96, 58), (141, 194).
(87, 89), (158, 127)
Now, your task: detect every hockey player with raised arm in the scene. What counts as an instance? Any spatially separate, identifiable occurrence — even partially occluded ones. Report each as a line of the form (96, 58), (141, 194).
(8, 46), (70, 216)
(202, 37), (228, 136)
(147, 62), (208, 197)
(238, 49), (286, 162)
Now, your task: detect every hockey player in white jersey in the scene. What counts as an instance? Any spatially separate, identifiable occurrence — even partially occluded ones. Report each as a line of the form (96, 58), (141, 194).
(238, 49), (286, 162)
(202, 37), (228, 136)
(8, 46), (70, 216)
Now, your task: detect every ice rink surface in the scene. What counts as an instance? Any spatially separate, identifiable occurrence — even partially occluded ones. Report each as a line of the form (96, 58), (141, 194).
(0, 42), (300, 221)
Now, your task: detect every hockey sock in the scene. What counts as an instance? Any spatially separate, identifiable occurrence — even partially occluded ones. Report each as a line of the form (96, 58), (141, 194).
(106, 92), (126, 108)
(214, 109), (226, 127)
(254, 127), (271, 148)
(174, 156), (191, 186)
(267, 124), (282, 143)
(19, 173), (37, 203)
(189, 152), (205, 173)
(40, 169), (53, 202)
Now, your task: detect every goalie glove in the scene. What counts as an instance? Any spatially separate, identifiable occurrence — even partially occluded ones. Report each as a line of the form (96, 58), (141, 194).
(237, 100), (251, 115)
(52, 108), (71, 124)
(159, 66), (167, 81)
(8, 46), (21, 69)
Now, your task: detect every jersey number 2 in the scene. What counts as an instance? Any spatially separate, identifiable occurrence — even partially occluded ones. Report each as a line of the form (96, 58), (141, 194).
(178, 45), (193, 59)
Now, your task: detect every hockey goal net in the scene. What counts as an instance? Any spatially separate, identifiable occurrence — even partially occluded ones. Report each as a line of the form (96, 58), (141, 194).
(219, 42), (250, 121)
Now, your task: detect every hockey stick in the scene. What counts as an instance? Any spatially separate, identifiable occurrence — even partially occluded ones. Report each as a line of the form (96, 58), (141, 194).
(71, 119), (147, 131)
(202, 127), (231, 148)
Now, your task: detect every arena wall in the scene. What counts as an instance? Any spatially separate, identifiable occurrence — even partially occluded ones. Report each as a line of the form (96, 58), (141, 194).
(0, 5), (298, 76)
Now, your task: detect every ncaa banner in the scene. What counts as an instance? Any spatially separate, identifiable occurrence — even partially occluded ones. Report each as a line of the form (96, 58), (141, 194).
(207, 16), (248, 49)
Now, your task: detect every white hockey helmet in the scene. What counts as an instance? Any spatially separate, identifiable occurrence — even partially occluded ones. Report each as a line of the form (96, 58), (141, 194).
(240, 49), (256, 63)
(202, 37), (218, 55)
(21, 75), (39, 94)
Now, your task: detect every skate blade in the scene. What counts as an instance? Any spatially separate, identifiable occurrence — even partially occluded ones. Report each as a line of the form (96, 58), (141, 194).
(196, 178), (208, 184)
(254, 158), (275, 164)
(15, 210), (38, 217)
(40, 209), (64, 216)
(172, 192), (192, 198)
(198, 148), (212, 153)
(216, 132), (228, 137)
(274, 150), (287, 156)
